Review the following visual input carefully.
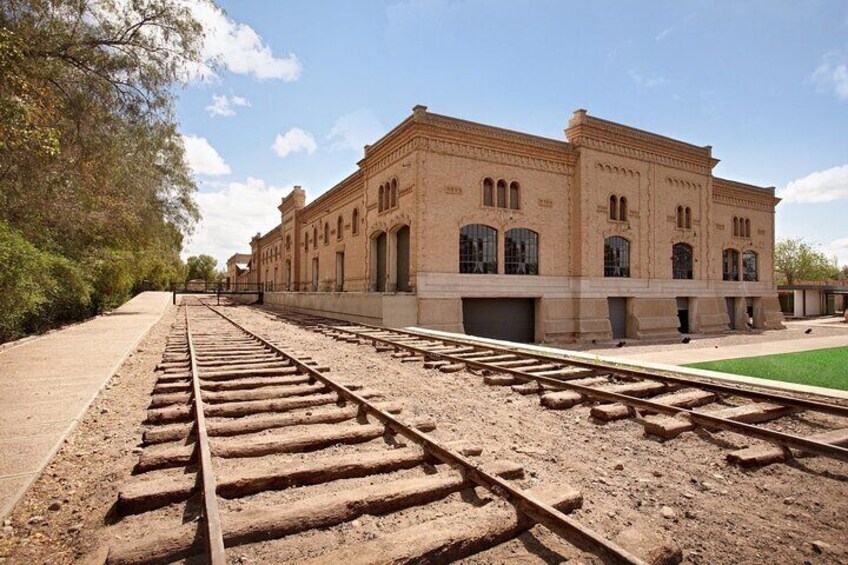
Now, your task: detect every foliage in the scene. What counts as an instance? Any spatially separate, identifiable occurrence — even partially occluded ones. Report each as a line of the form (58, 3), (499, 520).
(774, 238), (839, 285)
(0, 0), (211, 341)
(186, 254), (219, 285)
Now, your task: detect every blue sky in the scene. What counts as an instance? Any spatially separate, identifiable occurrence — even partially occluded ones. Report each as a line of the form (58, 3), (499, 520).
(176, 0), (848, 268)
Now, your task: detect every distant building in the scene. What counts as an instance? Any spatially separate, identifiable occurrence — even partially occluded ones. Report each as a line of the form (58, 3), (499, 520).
(234, 106), (784, 343)
(225, 253), (252, 288)
(778, 280), (848, 318)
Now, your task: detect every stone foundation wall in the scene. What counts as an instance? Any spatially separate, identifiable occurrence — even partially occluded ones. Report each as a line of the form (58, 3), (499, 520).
(264, 291), (418, 328)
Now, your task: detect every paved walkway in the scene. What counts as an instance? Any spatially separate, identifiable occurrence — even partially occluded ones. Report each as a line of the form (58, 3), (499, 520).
(620, 334), (848, 365)
(0, 292), (170, 521)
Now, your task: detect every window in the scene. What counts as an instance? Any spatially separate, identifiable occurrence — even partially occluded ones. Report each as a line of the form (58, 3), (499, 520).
(378, 185), (384, 212)
(390, 179), (398, 208)
(352, 208), (359, 235)
(323, 222), (329, 245)
(744, 218), (751, 238)
(496, 180), (507, 208)
(312, 227), (317, 249)
(733, 217), (751, 238)
(684, 207), (692, 229)
(610, 195), (618, 221)
(459, 224), (498, 274)
(619, 196), (628, 221)
(604, 236), (630, 277)
(742, 251), (758, 281)
(509, 182), (520, 210)
(483, 178), (494, 206)
(672, 243), (694, 280)
(304, 232), (308, 252)
(723, 249), (739, 281)
(337, 215), (343, 240)
(286, 235), (291, 250)
(505, 228), (538, 274)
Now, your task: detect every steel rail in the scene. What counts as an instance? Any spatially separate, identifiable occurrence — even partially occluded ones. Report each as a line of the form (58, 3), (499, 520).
(287, 313), (848, 418)
(185, 307), (227, 565)
(204, 303), (647, 565)
(282, 314), (848, 464)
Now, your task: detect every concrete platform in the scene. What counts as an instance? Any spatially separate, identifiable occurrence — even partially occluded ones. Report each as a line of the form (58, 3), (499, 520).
(0, 292), (170, 521)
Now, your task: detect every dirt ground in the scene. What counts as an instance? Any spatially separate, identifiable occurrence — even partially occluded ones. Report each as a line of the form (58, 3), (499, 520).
(1, 301), (846, 565)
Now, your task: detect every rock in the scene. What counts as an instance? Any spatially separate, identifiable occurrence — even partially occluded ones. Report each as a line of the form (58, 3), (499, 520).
(684, 510), (697, 520)
(783, 497), (795, 505)
(652, 470), (663, 477)
(27, 516), (44, 525)
(660, 506), (676, 519)
(67, 524), (82, 534)
(2, 519), (10, 527)
(614, 462), (625, 471)
(812, 540), (831, 554)
(615, 526), (683, 565)
(48, 501), (62, 512)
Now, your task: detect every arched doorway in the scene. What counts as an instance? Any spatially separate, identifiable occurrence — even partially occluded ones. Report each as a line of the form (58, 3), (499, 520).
(395, 225), (410, 292)
(373, 232), (387, 292)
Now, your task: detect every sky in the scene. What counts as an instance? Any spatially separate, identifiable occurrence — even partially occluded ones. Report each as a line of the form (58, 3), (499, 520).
(174, 0), (848, 268)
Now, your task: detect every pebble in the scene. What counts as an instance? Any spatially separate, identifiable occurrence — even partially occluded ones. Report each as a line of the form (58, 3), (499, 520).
(652, 470), (663, 477)
(27, 516), (44, 525)
(783, 497), (795, 505)
(660, 506), (676, 519)
(812, 540), (831, 554)
(614, 462), (624, 471)
(685, 510), (697, 520)
(67, 524), (82, 534)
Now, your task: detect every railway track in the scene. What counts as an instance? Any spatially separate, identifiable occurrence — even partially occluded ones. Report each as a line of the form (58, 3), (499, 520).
(97, 297), (652, 565)
(273, 309), (848, 469)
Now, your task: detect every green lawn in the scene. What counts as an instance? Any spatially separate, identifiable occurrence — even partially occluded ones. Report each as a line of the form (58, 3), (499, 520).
(686, 347), (848, 391)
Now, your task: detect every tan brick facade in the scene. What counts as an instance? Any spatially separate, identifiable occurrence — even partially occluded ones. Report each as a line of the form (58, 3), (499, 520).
(239, 106), (784, 342)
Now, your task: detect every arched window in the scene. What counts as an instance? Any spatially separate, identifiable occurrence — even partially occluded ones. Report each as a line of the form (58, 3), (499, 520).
(323, 222), (329, 245)
(390, 179), (397, 208)
(604, 236), (630, 277)
(744, 218), (751, 238)
(496, 179), (507, 208)
(677, 206), (684, 228)
(732, 217), (738, 237)
(619, 196), (628, 221)
(684, 207), (692, 229)
(672, 243), (694, 279)
(384, 182), (391, 211)
(610, 195), (618, 221)
(304, 232), (309, 252)
(352, 208), (359, 235)
(742, 250), (758, 281)
(723, 249), (739, 281)
(509, 182), (520, 210)
(378, 185), (384, 212)
(286, 235), (291, 249)
(337, 215), (343, 240)
(459, 224), (498, 274)
(483, 178), (494, 206)
(505, 228), (538, 274)
(312, 226), (317, 249)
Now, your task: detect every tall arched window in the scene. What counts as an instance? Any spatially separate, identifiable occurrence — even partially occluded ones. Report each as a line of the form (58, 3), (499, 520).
(744, 218), (751, 238)
(610, 195), (618, 221)
(459, 224), (498, 274)
(509, 182), (520, 210)
(742, 250), (758, 281)
(337, 215), (343, 240)
(604, 236), (630, 277)
(390, 179), (398, 208)
(312, 226), (317, 249)
(352, 208), (359, 235)
(723, 249), (739, 281)
(304, 232), (309, 252)
(323, 222), (329, 245)
(496, 180), (507, 208)
(378, 185), (384, 212)
(505, 228), (538, 274)
(619, 196), (628, 221)
(732, 217), (739, 237)
(483, 178), (494, 206)
(684, 207), (692, 229)
(677, 206), (684, 228)
(672, 243), (694, 279)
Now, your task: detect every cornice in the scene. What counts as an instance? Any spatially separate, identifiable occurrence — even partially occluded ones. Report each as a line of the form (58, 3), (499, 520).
(298, 171), (364, 223)
(595, 160), (642, 178)
(713, 179), (779, 209)
(421, 135), (573, 175)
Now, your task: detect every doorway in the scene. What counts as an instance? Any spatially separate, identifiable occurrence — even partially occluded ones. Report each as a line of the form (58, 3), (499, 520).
(375, 232), (387, 292)
(608, 297), (627, 339)
(396, 226), (410, 292)
(311, 258), (319, 292)
(676, 297), (690, 334)
(335, 252), (345, 292)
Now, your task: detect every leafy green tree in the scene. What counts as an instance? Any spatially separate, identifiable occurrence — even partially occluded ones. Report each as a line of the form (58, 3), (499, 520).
(775, 239), (840, 285)
(186, 255), (219, 285)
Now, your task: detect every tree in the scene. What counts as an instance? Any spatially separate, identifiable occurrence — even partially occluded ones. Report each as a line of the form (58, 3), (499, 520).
(186, 255), (218, 285)
(774, 238), (839, 285)
(841, 265), (848, 280)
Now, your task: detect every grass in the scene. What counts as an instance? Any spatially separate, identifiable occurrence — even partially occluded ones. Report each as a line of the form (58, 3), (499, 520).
(686, 346), (848, 391)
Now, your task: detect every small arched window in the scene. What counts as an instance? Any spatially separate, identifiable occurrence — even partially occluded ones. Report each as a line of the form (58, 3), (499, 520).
(304, 232), (309, 251)
(337, 215), (343, 240)
(324, 222), (329, 245)
(312, 226), (317, 249)
(483, 178), (494, 206)
(390, 179), (398, 208)
(509, 182), (520, 210)
(497, 180), (507, 208)
(684, 207), (692, 229)
(732, 217), (739, 237)
(352, 208), (359, 235)
(459, 224), (498, 274)
(677, 206), (684, 228)
(604, 236), (630, 277)
(672, 243), (694, 279)
(610, 195), (618, 221)
(286, 235), (291, 249)
(378, 185), (384, 212)
(619, 196), (628, 221)
(505, 228), (538, 274)
(723, 249), (739, 281)
(742, 250), (758, 281)
(744, 219), (751, 238)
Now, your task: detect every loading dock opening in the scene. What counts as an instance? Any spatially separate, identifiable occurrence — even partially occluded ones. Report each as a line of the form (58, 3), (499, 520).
(462, 298), (535, 343)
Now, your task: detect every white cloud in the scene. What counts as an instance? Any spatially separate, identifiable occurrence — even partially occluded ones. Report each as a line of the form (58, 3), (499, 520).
(628, 69), (667, 88)
(185, 1), (302, 81)
(812, 53), (848, 101)
(182, 134), (231, 176)
(328, 109), (386, 151)
(780, 164), (848, 203)
(205, 94), (251, 117)
(824, 237), (848, 266)
(272, 128), (317, 158)
(183, 178), (287, 266)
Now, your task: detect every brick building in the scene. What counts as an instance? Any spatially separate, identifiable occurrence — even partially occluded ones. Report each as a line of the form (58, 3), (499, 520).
(234, 106), (784, 342)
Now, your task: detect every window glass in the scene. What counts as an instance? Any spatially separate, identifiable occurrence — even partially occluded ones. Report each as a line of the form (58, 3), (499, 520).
(672, 243), (693, 279)
(459, 224), (498, 274)
(505, 228), (538, 274)
(604, 236), (630, 277)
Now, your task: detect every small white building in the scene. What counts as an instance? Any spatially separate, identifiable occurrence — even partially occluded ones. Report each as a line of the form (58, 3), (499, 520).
(778, 281), (848, 318)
